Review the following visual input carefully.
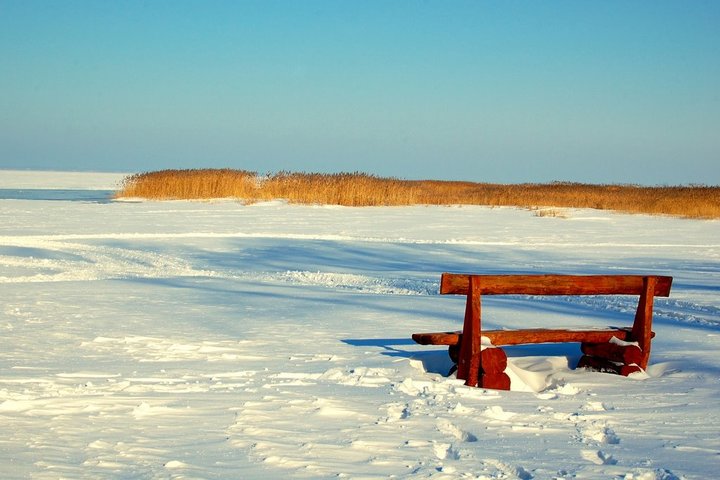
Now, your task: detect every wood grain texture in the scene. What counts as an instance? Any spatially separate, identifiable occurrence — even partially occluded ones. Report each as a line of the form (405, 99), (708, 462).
(457, 276), (482, 386)
(478, 372), (511, 390)
(577, 355), (643, 376)
(440, 273), (672, 297)
(412, 328), (641, 346)
(479, 347), (507, 374)
(581, 341), (642, 365)
(632, 276), (657, 370)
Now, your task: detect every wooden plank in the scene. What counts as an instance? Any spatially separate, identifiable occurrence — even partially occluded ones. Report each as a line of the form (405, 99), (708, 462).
(440, 273), (672, 297)
(457, 276), (482, 386)
(486, 328), (637, 345)
(412, 331), (462, 345)
(412, 328), (643, 346)
(631, 276), (657, 370)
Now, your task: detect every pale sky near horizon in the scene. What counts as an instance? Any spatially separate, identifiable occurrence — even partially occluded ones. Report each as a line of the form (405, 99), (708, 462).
(1, 1), (719, 185)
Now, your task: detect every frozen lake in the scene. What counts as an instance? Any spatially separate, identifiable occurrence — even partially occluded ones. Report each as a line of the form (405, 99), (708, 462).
(1, 171), (718, 479)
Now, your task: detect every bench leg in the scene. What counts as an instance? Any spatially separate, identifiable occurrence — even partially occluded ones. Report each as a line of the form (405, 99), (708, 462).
(478, 346), (510, 390)
(453, 275), (512, 390)
(631, 276), (657, 370)
(479, 372), (511, 390)
(451, 343), (510, 389)
(457, 276), (482, 386)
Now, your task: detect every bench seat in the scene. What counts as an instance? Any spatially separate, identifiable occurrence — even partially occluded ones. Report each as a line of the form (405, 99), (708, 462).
(412, 327), (653, 347)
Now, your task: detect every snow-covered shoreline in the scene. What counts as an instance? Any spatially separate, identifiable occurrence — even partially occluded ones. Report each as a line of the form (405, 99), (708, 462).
(0, 170), (128, 190)
(1, 171), (718, 479)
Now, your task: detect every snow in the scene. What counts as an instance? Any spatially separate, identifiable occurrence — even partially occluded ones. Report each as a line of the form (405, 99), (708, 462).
(0, 170), (127, 190)
(1, 170), (719, 479)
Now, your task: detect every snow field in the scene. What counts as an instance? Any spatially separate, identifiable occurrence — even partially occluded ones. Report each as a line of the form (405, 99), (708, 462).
(1, 171), (719, 479)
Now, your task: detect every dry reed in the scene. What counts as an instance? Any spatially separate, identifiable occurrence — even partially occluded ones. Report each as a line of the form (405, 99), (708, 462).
(115, 169), (720, 219)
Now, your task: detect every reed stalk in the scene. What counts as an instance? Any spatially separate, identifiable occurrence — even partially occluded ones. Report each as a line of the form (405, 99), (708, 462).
(115, 169), (720, 219)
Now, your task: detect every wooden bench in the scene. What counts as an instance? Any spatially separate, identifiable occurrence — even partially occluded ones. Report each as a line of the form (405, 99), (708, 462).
(412, 273), (673, 390)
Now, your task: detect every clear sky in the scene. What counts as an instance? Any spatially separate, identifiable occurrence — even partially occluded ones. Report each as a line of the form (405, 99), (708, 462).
(1, 1), (719, 184)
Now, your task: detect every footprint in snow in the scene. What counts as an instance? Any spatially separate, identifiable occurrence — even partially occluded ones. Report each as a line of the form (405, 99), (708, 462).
(381, 402), (410, 422)
(436, 418), (478, 442)
(482, 405), (517, 422)
(582, 400), (610, 412)
(581, 449), (617, 465)
(579, 421), (620, 445)
(483, 459), (533, 480)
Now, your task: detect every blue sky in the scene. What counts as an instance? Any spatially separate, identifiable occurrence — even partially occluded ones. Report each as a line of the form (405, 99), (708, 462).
(1, 1), (718, 184)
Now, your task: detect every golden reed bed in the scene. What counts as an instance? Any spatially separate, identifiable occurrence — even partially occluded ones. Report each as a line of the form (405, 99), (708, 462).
(115, 169), (720, 219)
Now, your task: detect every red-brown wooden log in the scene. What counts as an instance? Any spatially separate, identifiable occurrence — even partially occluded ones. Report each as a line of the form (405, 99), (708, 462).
(412, 331), (462, 345)
(485, 329), (636, 346)
(457, 276), (482, 386)
(480, 347), (507, 374)
(581, 341), (642, 365)
(440, 273), (672, 297)
(450, 345), (507, 375)
(631, 276), (657, 370)
(478, 372), (511, 390)
(411, 328), (653, 347)
(577, 355), (643, 376)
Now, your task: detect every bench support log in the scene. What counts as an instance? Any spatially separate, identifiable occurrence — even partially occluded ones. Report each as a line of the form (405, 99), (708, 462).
(457, 276), (482, 386)
(477, 346), (510, 390)
(577, 355), (643, 376)
(632, 276), (657, 370)
(412, 328), (650, 347)
(479, 372), (511, 390)
(581, 341), (642, 365)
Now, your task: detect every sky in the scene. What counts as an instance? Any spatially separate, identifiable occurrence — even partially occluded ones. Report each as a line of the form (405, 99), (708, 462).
(1, 1), (719, 185)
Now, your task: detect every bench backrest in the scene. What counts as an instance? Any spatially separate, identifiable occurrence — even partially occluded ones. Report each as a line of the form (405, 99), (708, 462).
(440, 273), (673, 297)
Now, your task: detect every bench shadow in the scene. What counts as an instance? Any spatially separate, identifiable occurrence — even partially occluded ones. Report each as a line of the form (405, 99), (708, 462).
(342, 338), (455, 376)
(342, 338), (417, 348)
(343, 338), (587, 377)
